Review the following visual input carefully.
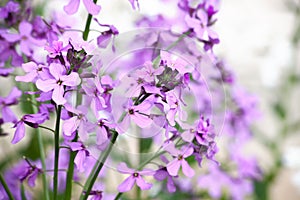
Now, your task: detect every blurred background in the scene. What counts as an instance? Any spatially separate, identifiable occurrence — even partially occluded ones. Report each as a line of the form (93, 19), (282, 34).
(1, 0), (300, 199)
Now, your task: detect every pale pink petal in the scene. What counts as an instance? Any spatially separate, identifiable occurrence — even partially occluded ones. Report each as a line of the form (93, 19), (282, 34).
(36, 79), (56, 92)
(63, 116), (79, 136)
(20, 40), (32, 56)
(15, 71), (37, 82)
(117, 176), (136, 192)
(82, 0), (101, 15)
(181, 159), (195, 177)
(21, 62), (37, 72)
(61, 72), (80, 86)
(52, 85), (66, 105)
(19, 21), (32, 36)
(64, 0), (80, 15)
(117, 162), (135, 174)
(49, 63), (65, 80)
(96, 126), (108, 146)
(131, 113), (152, 128)
(136, 176), (152, 190)
(181, 130), (194, 142)
(74, 150), (86, 172)
(182, 146), (194, 158)
(166, 159), (181, 176)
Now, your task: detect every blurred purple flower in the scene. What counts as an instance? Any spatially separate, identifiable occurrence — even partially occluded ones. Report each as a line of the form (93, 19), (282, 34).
(11, 112), (48, 144)
(64, 0), (101, 15)
(0, 87), (22, 123)
(15, 61), (49, 83)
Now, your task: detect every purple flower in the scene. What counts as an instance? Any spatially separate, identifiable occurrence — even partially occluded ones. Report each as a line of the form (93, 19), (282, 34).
(82, 76), (106, 114)
(64, 0), (101, 15)
(164, 92), (187, 127)
(1, 21), (45, 56)
(185, 10), (219, 50)
(118, 100), (152, 132)
(15, 61), (49, 83)
(94, 19), (119, 50)
(17, 160), (42, 187)
(0, 87), (22, 123)
(69, 142), (90, 172)
(36, 63), (81, 105)
(11, 113), (48, 144)
(160, 51), (193, 74)
(62, 104), (89, 140)
(181, 116), (215, 146)
(117, 162), (154, 193)
(45, 41), (68, 58)
(164, 142), (195, 177)
(154, 166), (176, 193)
(0, 1), (20, 19)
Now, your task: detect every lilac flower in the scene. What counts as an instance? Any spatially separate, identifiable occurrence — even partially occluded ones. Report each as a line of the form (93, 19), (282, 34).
(36, 63), (81, 105)
(0, 87), (22, 123)
(63, 104), (89, 140)
(94, 19), (119, 50)
(11, 113), (48, 144)
(0, 1), (20, 20)
(164, 143), (195, 177)
(17, 160), (42, 187)
(118, 100), (152, 132)
(160, 51), (193, 74)
(94, 111), (116, 150)
(69, 142), (90, 172)
(164, 92), (187, 127)
(0, 63), (14, 77)
(82, 77), (106, 114)
(185, 10), (219, 50)
(45, 41), (68, 58)
(15, 61), (49, 83)
(0, 39), (23, 67)
(117, 162), (154, 192)
(154, 156), (177, 193)
(181, 116), (215, 146)
(1, 21), (45, 56)
(64, 0), (101, 15)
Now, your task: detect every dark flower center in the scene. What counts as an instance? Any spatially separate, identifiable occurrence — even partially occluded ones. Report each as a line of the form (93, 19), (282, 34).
(178, 154), (183, 160)
(128, 108), (134, 115)
(57, 80), (63, 85)
(133, 172), (139, 177)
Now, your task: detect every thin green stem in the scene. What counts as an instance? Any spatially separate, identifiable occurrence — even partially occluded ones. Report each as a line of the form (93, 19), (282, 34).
(53, 105), (62, 200)
(29, 84), (50, 200)
(38, 125), (55, 134)
(82, 0), (98, 41)
(20, 183), (27, 200)
(114, 192), (123, 200)
(80, 130), (118, 200)
(0, 174), (14, 200)
(64, 134), (78, 200)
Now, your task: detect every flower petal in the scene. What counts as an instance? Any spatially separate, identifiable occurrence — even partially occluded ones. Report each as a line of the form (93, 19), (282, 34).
(117, 175), (135, 192)
(136, 176), (152, 190)
(181, 159), (195, 177)
(63, 116), (79, 136)
(166, 159), (181, 177)
(117, 162), (135, 174)
(64, 0), (80, 15)
(11, 121), (25, 144)
(82, 0), (101, 15)
(36, 79), (56, 92)
(61, 72), (80, 86)
(49, 63), (65, 80)
(52, 85), (66, 105)
(19, 21), (32, 36)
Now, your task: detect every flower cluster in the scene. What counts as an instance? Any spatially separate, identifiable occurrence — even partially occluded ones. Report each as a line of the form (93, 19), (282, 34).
(0, 0), (261, 200)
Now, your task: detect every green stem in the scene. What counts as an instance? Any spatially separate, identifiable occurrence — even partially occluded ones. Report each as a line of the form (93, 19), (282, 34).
(64, 134), (78, 200)
(82, 0), (98, 41)
(38, 125), (55, 134)
(29, 84), (50, 200)
(0, 174), (14, 200)
(114, 192), (123, 200)
(53, 105), (62, 200)
(80, 130), (118, 200)
(20, 183), (27, 200)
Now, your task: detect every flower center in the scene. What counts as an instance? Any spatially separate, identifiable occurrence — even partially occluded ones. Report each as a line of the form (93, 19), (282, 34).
(133, 172), (139, 177)
(178, 154), (183, 160)
(57, 79), (63, 85)
(128, 108), (134, 115)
